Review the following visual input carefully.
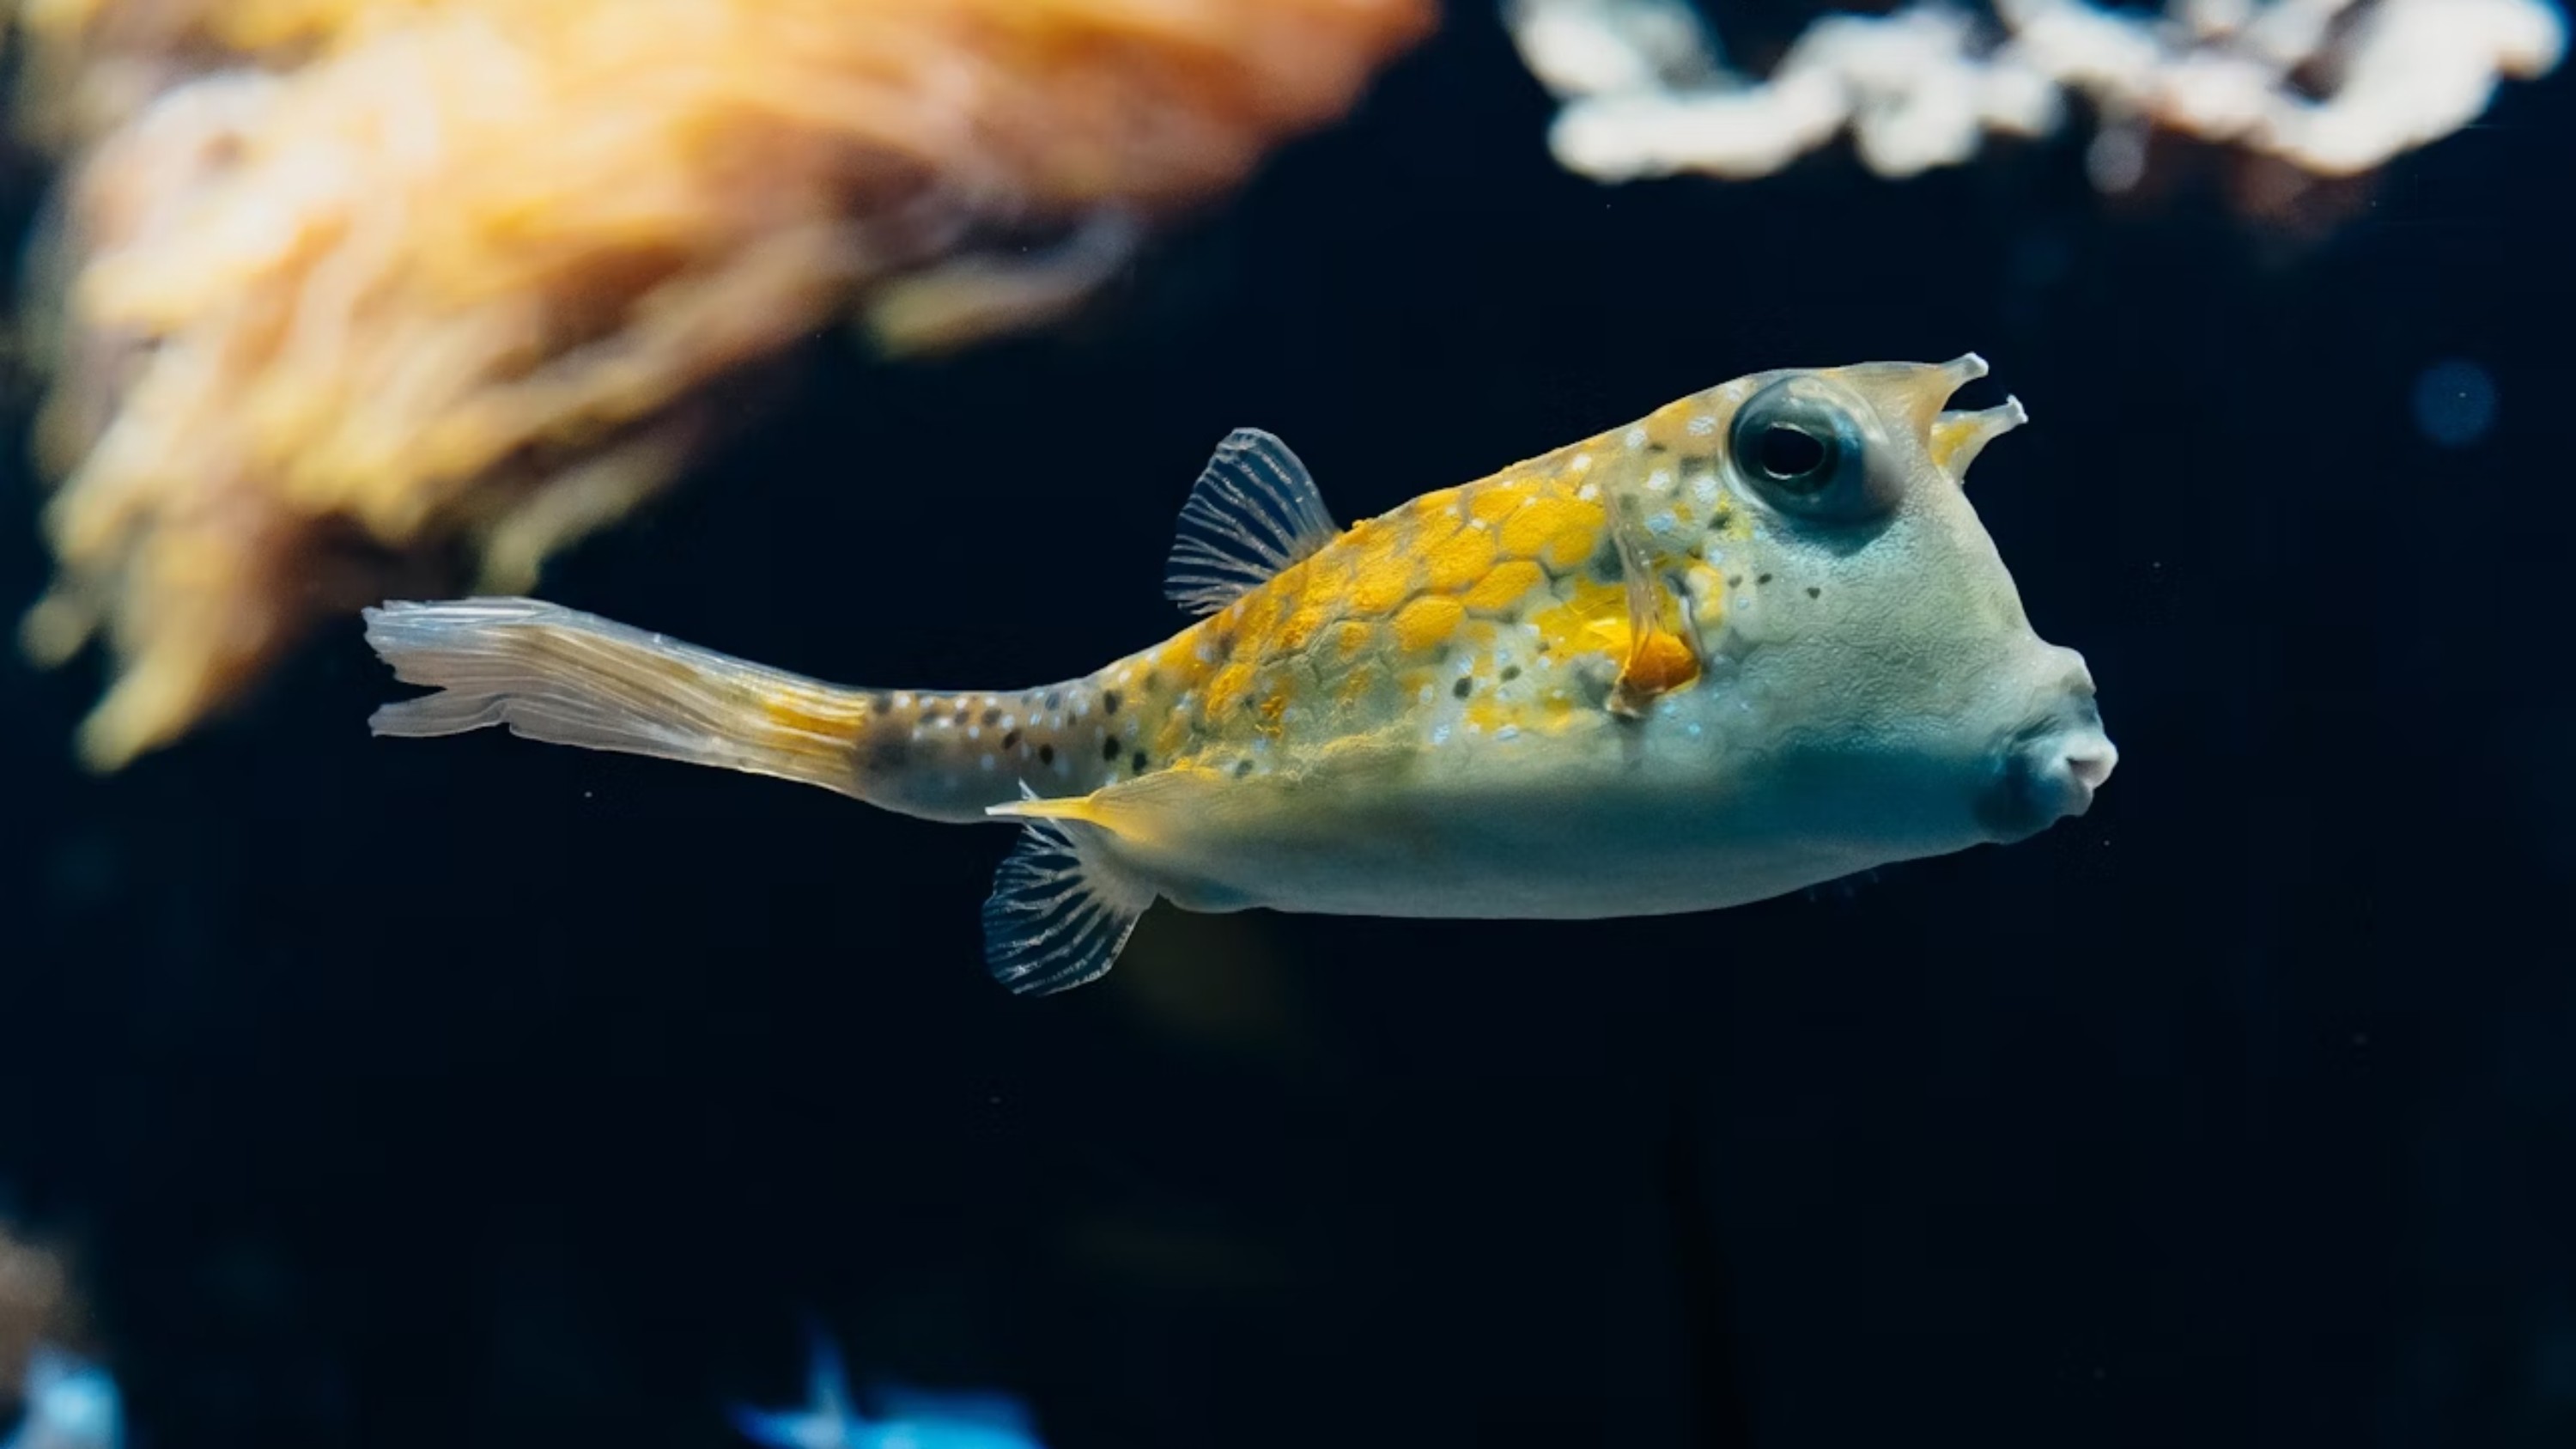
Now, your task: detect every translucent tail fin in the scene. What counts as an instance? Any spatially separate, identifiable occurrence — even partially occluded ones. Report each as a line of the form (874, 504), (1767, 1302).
(364, 598), (870, 797)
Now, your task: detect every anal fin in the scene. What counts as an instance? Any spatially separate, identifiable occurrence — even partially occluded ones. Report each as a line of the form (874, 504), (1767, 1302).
(981, 786), (1156, 995)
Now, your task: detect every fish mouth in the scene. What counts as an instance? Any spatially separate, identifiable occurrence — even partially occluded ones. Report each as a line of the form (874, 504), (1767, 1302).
(1976, 721), (2118, 842)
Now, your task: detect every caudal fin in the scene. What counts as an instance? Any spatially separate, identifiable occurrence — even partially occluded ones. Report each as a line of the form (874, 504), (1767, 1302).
(364, 598), (871, 797)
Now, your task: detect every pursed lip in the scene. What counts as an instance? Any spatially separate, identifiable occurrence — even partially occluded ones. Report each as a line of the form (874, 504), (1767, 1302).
(1976, 724), (2117, 840)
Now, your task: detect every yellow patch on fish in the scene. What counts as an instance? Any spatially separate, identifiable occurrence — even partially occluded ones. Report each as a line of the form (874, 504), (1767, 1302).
(1423, 522), (1495, 593)
(1391, 595), (1464, 654)
(1461, 560), (1545, 615)
(1496, 494), (1604, 570)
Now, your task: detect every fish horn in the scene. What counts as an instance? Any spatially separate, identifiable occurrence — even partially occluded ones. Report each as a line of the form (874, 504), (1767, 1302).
(1930, 395), (2028, 482)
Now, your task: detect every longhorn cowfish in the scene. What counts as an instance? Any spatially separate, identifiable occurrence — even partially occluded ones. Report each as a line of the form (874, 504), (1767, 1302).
(363, 356), (2116, 993)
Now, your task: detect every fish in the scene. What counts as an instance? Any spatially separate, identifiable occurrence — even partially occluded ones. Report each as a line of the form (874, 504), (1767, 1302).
(362, 355), (2115, 995)
(730, 1325), (1043, 1449)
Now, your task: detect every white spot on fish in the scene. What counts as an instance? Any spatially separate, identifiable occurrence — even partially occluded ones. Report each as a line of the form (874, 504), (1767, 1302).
(1419, 685), (1434, 703)
(1496, 725), (1520, 740)
(1431, 723), (1452, 745)
(1646, 468), (1674, 494)
(1688, 414), (1716, 436)
(1570, 453), (1594, 473)
(1691, 474), (1719, 506)
(1575, 482), (1600, 502)
(999, 715), (1015, 730)
(968, 726), (981, 740)
(1649, 510), (1677, 535)
(980, 755), (995, 771)
(1625, 427), (1648, 449)
(893, 692), (914, 709)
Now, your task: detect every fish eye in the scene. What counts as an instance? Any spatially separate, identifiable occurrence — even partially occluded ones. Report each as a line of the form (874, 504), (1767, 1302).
(1728, 377), (1894, 524)
(1753, 423), (1831, 490)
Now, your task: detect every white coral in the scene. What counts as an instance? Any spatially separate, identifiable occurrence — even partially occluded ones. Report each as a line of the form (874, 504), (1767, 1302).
(1507, 0), (2567, 185)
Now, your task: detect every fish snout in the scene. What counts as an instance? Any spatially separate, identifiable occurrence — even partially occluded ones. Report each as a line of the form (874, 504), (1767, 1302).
(2042, 729), (2117, 813)
(1973, 651), (2115, 841)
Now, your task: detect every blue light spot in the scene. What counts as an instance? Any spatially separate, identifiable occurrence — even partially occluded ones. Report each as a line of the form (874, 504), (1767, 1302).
(2411, 359), (2498, 449)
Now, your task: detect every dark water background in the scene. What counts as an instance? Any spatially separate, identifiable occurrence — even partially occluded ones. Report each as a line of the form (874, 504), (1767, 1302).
(4, 8), (2573, 1448)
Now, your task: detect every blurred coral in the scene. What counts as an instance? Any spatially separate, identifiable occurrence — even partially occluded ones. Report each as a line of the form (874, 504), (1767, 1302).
(1507, 0), (2565, 198)
(0, 1229), (67, 1403)
(5, 0), (1433, 769)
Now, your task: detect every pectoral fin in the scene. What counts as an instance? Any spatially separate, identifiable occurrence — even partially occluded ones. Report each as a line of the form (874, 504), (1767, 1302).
(1606, 497), (1699, 718)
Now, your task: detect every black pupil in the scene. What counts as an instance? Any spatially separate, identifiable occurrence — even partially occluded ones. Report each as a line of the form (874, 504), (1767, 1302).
(1757, 423), (1828, 482)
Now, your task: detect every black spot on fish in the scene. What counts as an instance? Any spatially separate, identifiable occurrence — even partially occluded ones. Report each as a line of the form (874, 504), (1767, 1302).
(1102, 690), (1121, 715)
(863, 735), (910, 773)
(1144, 671), (1163, 691)
(1757, 573), (1773, 586)
(981, 706), (1000, 726)
(1589, 541), (1625, 582)
(1131, 751), (1149, 773)
(1710, 509), (1734, 530)
(1806, 586), (1821, 599)
(1045, 691), (1064, 711)
(1431, 644), (1452, 663)
(1501, 665), (1522, 681)
(1102, 736), (1120, 761)
(1038, 744), (1056, 766)
(1002, 730), (1023, 750)
(1727, 575), (1742, 588)
(1453, 677), (1473, 699)
(1233, 759), (1255, 778)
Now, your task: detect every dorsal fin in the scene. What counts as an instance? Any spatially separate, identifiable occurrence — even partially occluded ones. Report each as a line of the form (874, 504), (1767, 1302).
(1163, 428), (1340, 614)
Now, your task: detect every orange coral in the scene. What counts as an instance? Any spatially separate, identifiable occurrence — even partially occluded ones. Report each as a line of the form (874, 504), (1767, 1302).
(9, 0), (1434, 768)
